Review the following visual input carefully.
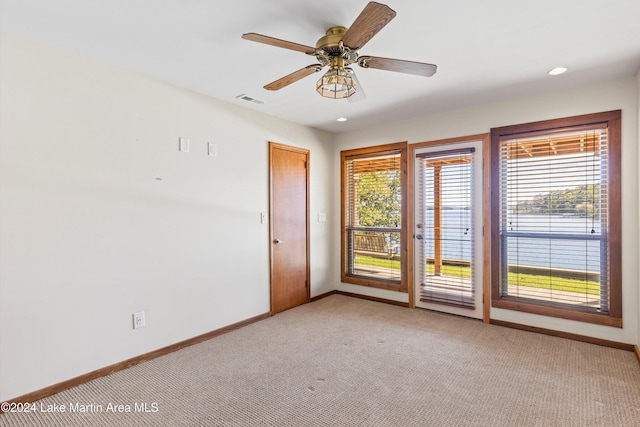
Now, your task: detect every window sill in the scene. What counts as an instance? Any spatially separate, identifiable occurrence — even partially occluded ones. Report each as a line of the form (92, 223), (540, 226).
(342, 274), (407, 293)
(492, 297), (622, 328)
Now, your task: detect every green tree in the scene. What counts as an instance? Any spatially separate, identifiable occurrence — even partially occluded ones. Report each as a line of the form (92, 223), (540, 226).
(356, 171), (401, 227)
(515, 184), (600, 218)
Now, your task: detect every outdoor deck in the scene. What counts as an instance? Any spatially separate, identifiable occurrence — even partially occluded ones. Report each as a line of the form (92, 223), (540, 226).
(353, 262), (600, 308)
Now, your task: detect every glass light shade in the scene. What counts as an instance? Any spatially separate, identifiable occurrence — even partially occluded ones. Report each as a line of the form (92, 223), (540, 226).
(316, 68), (356, 99)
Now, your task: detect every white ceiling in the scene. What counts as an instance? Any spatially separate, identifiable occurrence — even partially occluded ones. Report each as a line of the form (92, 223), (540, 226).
(2, 0), (640, 134)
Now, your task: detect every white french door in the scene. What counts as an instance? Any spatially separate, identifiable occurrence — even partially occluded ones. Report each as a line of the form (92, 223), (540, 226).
(413, 139), (484, 319)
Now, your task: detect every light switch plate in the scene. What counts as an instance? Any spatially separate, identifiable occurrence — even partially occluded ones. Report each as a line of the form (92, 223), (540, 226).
(207, 141), (217, 156)
(179, 137), (189, 152)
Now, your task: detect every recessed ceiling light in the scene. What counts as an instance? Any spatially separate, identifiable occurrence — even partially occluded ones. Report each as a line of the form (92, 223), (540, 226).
(548, 67), (568, 76)
(337, 117), (348, 122)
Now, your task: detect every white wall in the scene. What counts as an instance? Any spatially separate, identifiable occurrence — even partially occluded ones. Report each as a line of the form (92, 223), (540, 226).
(334, 77), (640, 345)
(0, 34), (334, 401)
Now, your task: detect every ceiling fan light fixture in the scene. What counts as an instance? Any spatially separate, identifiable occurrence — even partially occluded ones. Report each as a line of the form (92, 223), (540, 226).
(316, 67), (357, 99)
(244, 3), (436, 98)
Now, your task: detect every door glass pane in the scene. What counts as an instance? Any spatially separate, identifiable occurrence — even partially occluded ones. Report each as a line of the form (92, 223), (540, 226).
(418, 149), (475, 308)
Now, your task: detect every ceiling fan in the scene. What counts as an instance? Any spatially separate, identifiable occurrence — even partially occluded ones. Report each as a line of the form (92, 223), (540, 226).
(241, 1), (437, 101)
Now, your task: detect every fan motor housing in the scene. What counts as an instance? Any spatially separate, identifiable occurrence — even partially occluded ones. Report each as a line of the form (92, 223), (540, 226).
(316, 26), (348, 56)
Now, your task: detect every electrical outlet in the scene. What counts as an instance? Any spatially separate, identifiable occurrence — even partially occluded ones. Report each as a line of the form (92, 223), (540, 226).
(133, 311), (145, 329)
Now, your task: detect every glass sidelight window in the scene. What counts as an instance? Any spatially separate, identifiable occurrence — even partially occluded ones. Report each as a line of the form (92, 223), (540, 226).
(490, 111), (622, 327)
(341, 143), (407, 292)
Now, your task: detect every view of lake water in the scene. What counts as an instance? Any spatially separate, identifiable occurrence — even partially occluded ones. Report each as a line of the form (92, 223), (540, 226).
(423, 209), (602, 272)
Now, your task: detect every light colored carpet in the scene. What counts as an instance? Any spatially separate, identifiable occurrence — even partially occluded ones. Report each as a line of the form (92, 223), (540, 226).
(2, 294), (639, 426)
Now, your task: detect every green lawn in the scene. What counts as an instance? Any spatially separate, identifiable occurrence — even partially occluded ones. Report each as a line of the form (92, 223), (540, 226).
(426, 264), (471, 278)
(354, 254), (400, 270)
(354, 254), (599, 295)
(508, 272), (599, 295)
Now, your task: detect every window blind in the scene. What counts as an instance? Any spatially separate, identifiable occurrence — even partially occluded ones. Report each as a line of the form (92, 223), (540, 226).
(345, 152), (402, 281)
(499, 128), (609, 310)
(417, 148), (475, 308)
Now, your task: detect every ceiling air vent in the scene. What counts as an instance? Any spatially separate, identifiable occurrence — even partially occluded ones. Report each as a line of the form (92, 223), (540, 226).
(235, 94), (264, 105)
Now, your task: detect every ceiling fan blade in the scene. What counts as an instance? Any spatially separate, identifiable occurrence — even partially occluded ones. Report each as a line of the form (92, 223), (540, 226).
(242, 33), (317, 54)
(346, 68), (366, 103)
(341, 2), (396, 50)
(359, 56), (437, 77)
(264, 65), (322, 91)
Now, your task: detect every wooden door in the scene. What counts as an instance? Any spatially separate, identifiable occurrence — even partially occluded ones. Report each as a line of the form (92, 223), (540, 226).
(269, 142), (310, 314)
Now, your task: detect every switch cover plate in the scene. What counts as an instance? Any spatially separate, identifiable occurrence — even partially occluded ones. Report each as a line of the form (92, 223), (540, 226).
(207, 141), (217, 156)
(133, 311), (145, 329)
(179, 137), (189, 152)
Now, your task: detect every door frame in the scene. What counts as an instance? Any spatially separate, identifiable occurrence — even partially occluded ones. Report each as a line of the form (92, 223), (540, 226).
(408, 134), (490, 322)
(268, 142), (310, 315)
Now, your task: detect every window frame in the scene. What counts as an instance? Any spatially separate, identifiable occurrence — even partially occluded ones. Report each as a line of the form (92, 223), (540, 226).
(489, 110), (622, 327)
(341, 142), (408, 292)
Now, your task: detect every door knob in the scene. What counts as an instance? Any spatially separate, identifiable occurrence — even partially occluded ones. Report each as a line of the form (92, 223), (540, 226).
(274, 239), (284, 245)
